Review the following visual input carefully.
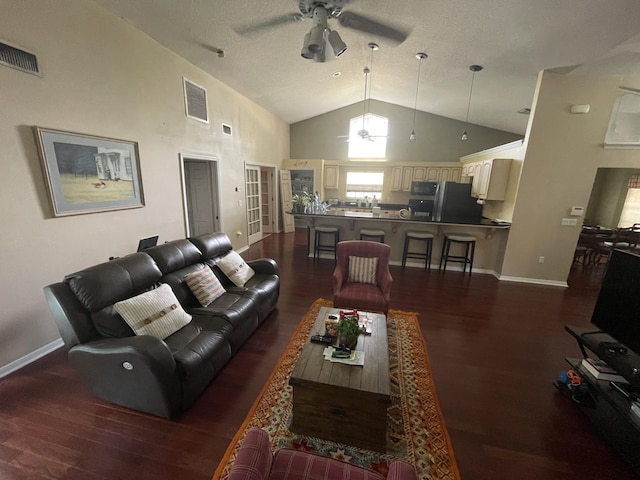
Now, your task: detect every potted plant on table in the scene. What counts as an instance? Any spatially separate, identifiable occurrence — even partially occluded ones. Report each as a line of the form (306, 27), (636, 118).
(335, 315), (362, 350)
(292, 193), (311, 213)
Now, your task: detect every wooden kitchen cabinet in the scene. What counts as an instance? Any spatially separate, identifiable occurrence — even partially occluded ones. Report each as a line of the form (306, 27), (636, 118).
(390, 167), (403, 191)
(401, 167), (413, 191)
(469, 159), (511, 200)
(324, 165), (339, 189)
(412, 166), (427, 182)
(438, 167), (462, 182)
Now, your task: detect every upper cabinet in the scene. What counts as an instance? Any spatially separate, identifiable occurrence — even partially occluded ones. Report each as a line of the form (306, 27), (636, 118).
(324, 164), (339, 189)
(390, 167), (403, 191)
(390, 165), (462, 191)
(467, 159), (512, 200)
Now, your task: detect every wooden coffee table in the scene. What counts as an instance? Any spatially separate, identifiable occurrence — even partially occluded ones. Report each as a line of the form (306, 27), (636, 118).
(289, 306), (390, 452)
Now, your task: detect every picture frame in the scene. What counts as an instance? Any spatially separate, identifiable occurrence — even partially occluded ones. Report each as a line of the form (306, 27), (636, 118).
(34, 127), (145, 216)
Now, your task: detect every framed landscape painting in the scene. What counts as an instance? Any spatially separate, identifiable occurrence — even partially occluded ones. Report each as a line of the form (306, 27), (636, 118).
(35, 127), (144, 216)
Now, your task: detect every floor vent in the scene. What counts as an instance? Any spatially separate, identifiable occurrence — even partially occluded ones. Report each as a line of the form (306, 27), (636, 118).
(183, 78), (208, 123)
(0, 41), (40, 76)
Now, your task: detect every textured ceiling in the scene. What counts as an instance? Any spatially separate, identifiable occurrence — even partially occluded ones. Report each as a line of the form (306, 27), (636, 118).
(93, 0), (640, 135)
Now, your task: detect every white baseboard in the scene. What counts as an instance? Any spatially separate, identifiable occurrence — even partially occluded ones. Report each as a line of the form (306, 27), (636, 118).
(499, 275), (568, 288)
(0, 338), (64, 379)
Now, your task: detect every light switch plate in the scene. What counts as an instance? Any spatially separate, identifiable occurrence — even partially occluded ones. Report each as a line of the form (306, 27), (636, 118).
(561, 218), (578, 226)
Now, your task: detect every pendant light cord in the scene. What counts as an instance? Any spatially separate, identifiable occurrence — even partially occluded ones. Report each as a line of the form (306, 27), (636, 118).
(412, 55), (425, 129)
(464, 71), (476, 130)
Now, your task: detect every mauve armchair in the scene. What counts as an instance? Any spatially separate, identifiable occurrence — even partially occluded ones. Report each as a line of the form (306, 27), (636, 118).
(333, 241), (393, 314)
(226, 427), (418, 480)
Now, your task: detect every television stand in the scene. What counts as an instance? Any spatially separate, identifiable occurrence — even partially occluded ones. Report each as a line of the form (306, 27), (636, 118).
(563, 325), (640, 474)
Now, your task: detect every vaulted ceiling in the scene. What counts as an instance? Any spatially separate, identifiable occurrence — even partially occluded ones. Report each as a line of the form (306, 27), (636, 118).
(93, 0), (640, 135)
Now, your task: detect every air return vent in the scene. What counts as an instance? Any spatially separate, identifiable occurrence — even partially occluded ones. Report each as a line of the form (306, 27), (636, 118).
(0, 41), (40, 76)
(183, 78), (208, 123)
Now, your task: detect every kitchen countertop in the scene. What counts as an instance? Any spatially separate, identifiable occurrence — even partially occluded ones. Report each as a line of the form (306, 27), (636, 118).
(289, 210), (510, 228)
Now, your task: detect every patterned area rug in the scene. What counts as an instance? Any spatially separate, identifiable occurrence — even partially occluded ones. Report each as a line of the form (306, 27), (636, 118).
(212, 299), (459, 480)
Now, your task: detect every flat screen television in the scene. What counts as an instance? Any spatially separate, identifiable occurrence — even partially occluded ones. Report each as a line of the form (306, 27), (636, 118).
(137, 235), (159, 252)
(591, 249), (640, 357)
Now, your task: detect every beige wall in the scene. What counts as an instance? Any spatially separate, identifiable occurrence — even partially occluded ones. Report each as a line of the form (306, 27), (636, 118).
(0, 0), (289, 372)
(501, 71), (640, 284)
(290, 99), (521, 161)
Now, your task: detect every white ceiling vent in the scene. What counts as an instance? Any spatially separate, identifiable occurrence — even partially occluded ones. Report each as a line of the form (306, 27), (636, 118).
(183, 78), (208, 123)
(0, 41), (40, 76)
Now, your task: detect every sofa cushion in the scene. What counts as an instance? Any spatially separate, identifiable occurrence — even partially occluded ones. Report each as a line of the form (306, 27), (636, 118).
(65, 253), (162, 312)
(184, 266), (225, 307)
(114, 284), (191, 339)
(348, 256), (378, 285)
(164, 323), (232, 381)
(216, 250), (256, 287)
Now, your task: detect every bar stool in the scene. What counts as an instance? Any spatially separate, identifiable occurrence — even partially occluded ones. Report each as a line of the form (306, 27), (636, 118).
(402, 231), (434, 269)
(314, 226), (340, 260)
(439, 234), (476, 274)
(359, 228), (385, 243)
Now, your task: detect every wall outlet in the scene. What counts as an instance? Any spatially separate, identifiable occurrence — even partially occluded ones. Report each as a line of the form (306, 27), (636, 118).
(538, 256), (545, 264)
(561, 218), (577, 226)
(238, 200), (242, 207)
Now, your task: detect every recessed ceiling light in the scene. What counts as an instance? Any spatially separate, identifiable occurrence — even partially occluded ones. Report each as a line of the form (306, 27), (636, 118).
(518, 108), (531, 115)
(332, 71), (341, 78)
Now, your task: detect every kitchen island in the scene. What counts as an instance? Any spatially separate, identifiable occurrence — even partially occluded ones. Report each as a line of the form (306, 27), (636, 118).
(290, 210), (510, 274)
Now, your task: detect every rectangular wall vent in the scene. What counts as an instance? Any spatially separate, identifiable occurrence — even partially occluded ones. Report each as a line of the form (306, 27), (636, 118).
(183, 78), (208, 123)
(0, 41), (40, 76)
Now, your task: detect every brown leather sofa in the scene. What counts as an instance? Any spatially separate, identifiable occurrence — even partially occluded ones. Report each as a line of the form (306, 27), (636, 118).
(43, 233), (279, 418)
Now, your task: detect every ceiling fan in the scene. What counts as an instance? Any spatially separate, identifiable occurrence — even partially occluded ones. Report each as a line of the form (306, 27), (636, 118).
(234, 0), (408, 62)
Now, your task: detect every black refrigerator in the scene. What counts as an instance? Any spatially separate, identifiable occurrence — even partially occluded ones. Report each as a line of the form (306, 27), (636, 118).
(433, 182), (483, 222)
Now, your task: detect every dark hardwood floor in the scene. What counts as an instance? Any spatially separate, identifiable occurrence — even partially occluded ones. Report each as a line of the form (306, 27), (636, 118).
(1, 231), (636, 480)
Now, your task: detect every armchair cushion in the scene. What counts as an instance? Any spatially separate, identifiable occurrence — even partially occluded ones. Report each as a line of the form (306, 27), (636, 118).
(114, 284), (192, 339)
(347, 256), (378, 285)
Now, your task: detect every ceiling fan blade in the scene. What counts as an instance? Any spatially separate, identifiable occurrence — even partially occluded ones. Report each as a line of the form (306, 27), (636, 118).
(337, 11), (408, 43)
(233, 13), (303, 37)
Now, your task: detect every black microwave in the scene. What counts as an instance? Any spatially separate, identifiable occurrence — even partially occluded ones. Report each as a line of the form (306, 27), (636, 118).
(410, 181), (438, 196)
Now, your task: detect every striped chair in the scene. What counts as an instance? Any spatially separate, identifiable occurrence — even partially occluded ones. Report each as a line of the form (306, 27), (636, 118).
(227, 427), (418, 480)
(332, 240), (392, 314)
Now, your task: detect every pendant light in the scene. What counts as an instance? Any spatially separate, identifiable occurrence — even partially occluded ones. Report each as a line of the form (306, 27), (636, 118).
(409, 52), (428, 143)
(358, 42), (379, 139)
(461, 65), (483, 142)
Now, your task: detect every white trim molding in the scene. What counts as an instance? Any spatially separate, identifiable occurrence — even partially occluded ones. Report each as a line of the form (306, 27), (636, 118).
(0, 338), (64, 379)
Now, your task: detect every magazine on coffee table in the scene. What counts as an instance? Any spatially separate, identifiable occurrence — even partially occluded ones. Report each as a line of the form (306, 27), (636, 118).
(322, 346), (365, 366)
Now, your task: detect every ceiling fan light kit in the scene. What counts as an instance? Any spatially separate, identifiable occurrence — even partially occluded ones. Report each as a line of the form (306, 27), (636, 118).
(461, 64), (483, 142)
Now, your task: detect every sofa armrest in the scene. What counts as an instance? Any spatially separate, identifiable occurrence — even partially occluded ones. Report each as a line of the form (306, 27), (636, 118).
(248, 258), (279, 276)
(68, 335), (182, 418)
(386, 460), (418, 480)
(227, 427), (273, 480)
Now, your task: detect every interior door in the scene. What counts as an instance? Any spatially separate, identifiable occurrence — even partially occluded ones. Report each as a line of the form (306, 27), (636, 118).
(245, 165), (262, 244)
(260, 168), (273, 234)
(280, 170), (295, 233)
(184, 160), (219, 236)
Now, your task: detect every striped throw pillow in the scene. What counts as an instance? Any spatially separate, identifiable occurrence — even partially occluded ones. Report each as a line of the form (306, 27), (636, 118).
(114, 284), (191, 339)
(184, 266), (225, 307)
(347, 256), (379, 285)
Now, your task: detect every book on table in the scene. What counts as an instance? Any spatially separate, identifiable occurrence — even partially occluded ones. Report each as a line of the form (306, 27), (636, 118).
(580, 357), (629, 383)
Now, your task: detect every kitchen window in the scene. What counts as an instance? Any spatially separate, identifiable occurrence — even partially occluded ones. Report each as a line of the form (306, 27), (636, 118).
(345, 171), (384, 200)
